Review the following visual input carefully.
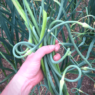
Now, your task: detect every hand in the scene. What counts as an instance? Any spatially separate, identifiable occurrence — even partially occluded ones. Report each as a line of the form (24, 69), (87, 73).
(1, 40), (61, 95)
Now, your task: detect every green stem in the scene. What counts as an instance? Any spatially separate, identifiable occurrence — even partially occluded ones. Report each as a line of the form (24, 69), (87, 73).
(24, 0), (40, 36)
(12, 0), (38, 44)
(39, 10), (47, 75)
(39, 10), (47, 47)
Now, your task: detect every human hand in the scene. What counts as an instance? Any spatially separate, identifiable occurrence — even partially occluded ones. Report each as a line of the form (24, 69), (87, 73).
(1, 40), (61, 95)
(18, 40), (60, 84)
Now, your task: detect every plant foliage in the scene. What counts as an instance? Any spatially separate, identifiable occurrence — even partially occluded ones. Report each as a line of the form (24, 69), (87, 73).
(0, 0), (95, 95)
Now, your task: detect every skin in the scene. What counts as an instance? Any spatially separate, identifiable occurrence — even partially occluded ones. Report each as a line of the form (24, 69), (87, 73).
(1, 40), (61, 95)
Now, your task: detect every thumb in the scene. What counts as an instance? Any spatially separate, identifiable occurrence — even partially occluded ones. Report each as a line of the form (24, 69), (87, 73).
(32, 44), (59, 61)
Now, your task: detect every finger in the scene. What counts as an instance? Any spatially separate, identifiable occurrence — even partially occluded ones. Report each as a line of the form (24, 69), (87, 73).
(32, 45), (58, 61)
(55, 43), (60, 52)
(53, 53), (61, 61)
(55, 40), (59, 44)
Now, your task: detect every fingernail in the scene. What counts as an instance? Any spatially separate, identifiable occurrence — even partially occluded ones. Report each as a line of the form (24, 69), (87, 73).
(55, 40), (58, 44)
(53, 53), (61, 61)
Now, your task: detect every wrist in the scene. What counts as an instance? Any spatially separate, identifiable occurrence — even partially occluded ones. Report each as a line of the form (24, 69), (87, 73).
(1, 74), (34, 95)
(1, 70), (43, 95)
